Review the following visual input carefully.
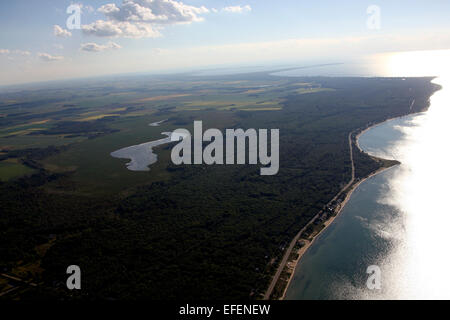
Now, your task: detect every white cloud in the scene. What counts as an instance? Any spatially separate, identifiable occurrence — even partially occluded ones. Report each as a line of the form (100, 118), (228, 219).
(80, 41), (122, 52)
(68, 2), (95, 14)
(0, 49), (31, 57)
(222, 5), (252, 14)
(82, 19), (161, 38)
(54, 25), (72, 38)
(38, 53), (64, 62)
(98, 0), (209, 23)
(83, 0), (209, 38)
(98, 3), (120, 15)
(152, 47), (171, 55)
(80, 3), (95, 14)
(13, 50), (31, 56)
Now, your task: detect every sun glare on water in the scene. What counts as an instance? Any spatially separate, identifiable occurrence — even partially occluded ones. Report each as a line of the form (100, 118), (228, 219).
(365, 50), (450, 299)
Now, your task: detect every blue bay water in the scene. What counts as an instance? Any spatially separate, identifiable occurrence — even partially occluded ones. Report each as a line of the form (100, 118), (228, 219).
(285, 117), (412, 300)
(285, 50), (450, 300)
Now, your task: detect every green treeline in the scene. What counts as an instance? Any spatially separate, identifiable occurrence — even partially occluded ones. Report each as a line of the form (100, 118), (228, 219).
(0, 76), (439, 300)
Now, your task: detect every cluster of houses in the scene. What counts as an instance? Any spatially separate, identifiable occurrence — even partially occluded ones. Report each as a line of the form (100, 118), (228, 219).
(314, 199), (343, 225)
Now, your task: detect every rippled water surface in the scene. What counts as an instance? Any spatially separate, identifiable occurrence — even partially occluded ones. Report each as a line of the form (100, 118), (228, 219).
(286, 50), (450, 299)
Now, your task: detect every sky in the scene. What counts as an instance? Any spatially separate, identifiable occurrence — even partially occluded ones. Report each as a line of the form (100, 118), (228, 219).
(1, 0), (450, 86)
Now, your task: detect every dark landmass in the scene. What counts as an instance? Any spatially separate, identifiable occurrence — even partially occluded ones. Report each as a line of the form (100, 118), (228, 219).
(0, 73), (440, 300)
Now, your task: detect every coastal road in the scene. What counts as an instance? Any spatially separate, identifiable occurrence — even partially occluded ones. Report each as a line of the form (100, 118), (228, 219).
(263, 131), (356, 300)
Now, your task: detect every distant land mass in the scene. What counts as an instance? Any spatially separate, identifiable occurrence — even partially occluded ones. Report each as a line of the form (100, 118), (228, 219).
(0, 71), (439, 300)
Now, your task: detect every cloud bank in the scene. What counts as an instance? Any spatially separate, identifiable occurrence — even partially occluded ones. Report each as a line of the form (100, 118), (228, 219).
(80, 42), (122, 52)
(38, 53), (64, 62)
(83, 0), (210, 38)
(223, 5), (252, 14)
(0, 49), (31, 56)
(54, 25), (72, 38)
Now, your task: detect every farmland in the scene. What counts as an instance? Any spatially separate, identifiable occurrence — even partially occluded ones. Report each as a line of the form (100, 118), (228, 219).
(0, 71), (439, 299)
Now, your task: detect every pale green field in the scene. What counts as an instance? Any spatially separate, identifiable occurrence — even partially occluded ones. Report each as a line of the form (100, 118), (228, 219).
(0, 158), (36, 181)
(0, 75), (339, 191)
(295, 87), (336, 94)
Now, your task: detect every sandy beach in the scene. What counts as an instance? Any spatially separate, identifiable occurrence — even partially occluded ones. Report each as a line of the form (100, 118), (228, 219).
(276, 93), (440, 300)
(280, 164), (395, 300)
(264, 116), (404, 300)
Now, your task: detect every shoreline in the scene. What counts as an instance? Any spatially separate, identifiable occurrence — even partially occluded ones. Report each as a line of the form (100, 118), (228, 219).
(354, 115), (413, 153)
(280, 164), (395, 300)
(266, 115), (401, 300)
(263, 82), (441, 300)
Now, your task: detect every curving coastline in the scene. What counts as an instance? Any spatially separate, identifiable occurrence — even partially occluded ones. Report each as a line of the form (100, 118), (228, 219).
(264, 116), (403, 300)
(278, 79), (445, 300)
(280, 163), (395, 300)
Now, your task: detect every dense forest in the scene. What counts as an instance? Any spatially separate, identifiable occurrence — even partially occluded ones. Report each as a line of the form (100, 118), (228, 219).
(0, 75), (439, 300)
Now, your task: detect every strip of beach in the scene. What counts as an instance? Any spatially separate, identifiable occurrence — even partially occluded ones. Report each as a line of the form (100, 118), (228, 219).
(264, 117), (403, 300)
(279, 164), (394, 300)
(265, 83), (443, 300)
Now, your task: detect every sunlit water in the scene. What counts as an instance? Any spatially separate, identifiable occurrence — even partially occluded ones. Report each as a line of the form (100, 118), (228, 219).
(110, 132), (172, 171)
(286, 50), (450, 299)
